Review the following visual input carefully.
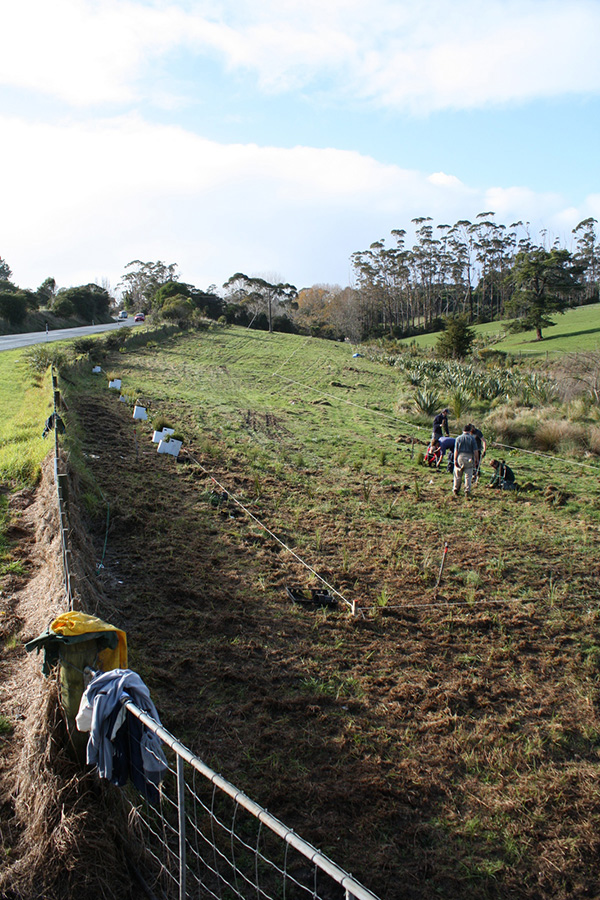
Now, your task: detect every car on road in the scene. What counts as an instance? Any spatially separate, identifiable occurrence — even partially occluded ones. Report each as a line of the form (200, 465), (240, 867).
(134, 313), (145, 323)
(118, 310), (128, 320)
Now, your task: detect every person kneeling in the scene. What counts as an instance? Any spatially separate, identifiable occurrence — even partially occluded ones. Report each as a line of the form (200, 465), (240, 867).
(488, 459), (516, 490)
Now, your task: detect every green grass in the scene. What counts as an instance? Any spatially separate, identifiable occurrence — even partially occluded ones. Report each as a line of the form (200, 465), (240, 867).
(0, 351), (53, 486)
(0, 351), (53, 585)
(403, 302), (600, 356)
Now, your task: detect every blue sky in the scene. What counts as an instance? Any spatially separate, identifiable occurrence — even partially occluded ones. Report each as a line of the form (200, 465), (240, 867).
(1, 0), (599, 296)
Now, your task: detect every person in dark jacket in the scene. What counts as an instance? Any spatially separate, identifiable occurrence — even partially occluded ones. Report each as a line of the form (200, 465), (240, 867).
(432, 408), (450, 440)
(438, 435), (455, 463)
(469, 424), (487, 457)
(488, 459), (516, 490)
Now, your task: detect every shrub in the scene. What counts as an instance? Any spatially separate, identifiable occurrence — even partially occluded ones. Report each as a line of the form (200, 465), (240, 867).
(102, 329), (129, 351)
(52, 296), (75, 317)
(71, 338), (97, 357)
(161, 296), (193, 324)
(22, 345), (67, 374)
(0, 290), (28, 325)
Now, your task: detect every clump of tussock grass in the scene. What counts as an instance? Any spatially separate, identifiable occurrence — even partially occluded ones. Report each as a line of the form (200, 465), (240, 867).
(567, 397), (593, 423)
(0, 676), (137, 900)
(151, 414), (174, 432)
(534, 420), (587, 453)
(485, 411), (536, 448)
(588, 426), (600, 456)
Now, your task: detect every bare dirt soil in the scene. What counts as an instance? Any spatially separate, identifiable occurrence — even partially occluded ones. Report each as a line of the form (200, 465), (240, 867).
(65, 386), (600, 900)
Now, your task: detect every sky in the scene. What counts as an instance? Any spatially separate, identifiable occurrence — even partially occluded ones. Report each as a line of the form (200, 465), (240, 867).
(1, 0), (600, 296)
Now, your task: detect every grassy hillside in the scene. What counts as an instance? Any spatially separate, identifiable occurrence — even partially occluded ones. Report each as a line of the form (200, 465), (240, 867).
(404, 301), (600, 356)
(47, 325), (600, 900)
(0, 350), (54, 578)
(0, 350), (54, 486)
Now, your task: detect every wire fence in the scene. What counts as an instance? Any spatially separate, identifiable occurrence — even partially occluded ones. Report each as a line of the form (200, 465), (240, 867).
(124, 700), (380, 900)
(53, 369), (75, 610)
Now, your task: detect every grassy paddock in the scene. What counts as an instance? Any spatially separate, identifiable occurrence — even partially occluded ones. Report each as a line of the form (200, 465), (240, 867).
(403, 301), (600, 356)
(6, 324), (600, 899)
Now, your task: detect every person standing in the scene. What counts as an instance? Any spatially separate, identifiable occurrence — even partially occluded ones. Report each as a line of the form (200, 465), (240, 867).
(453, 424), (479, 499)
(469, 424), (487, 457)
(469, 424), (487, 483)
(432, 408), (450, 441)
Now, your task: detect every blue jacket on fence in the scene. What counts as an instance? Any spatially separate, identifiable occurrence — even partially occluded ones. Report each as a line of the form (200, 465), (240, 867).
(76, 668), (168, 803)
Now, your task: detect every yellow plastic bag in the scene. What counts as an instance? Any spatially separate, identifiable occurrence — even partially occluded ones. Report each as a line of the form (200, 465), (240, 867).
(50, 610), (128, 671)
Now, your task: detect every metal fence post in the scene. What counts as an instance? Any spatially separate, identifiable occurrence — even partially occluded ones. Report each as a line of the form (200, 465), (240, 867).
(177, 754), (187, 900)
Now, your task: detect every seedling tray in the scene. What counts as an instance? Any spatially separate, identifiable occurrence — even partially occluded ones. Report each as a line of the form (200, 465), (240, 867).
(286, 587), (337, 608)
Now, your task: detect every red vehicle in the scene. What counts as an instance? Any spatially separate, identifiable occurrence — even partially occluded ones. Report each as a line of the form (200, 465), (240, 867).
(134, 313), (145, 323)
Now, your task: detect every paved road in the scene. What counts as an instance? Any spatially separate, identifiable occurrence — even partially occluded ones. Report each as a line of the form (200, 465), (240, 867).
(0, 319), (137, 352)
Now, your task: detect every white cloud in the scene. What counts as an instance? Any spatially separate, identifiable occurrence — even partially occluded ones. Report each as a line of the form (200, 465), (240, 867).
(428, 172), (466, 189)
(2, 0), (600, 111)
(0, 114), (593, 292)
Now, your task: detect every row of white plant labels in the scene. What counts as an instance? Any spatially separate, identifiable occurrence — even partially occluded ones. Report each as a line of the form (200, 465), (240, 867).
(93, 368), (183, 457)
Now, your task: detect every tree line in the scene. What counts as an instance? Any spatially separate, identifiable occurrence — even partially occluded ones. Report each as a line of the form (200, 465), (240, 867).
(348, 213), (597, 341)
(0, 258), (111, 328)
(1, 213), (598, 342)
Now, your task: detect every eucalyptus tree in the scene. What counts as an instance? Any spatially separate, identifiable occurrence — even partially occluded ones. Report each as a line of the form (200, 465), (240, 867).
(471, 212), (499, 319)
(36, 277), (57, 307)
(470, 212), (523, 321)
(447, 220), (477, 320)
(572, 218), (599, 303)
(119, 260), (179, 312)
(410, 217), (441, 325)
(351, 240), (390, 334)
(222, 273), (297, 332)
(389, 229), (413, 329)
(351, 236), (411, 334)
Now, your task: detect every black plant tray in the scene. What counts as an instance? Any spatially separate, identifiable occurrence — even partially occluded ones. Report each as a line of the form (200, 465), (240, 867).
(286, 587), (337, 608)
